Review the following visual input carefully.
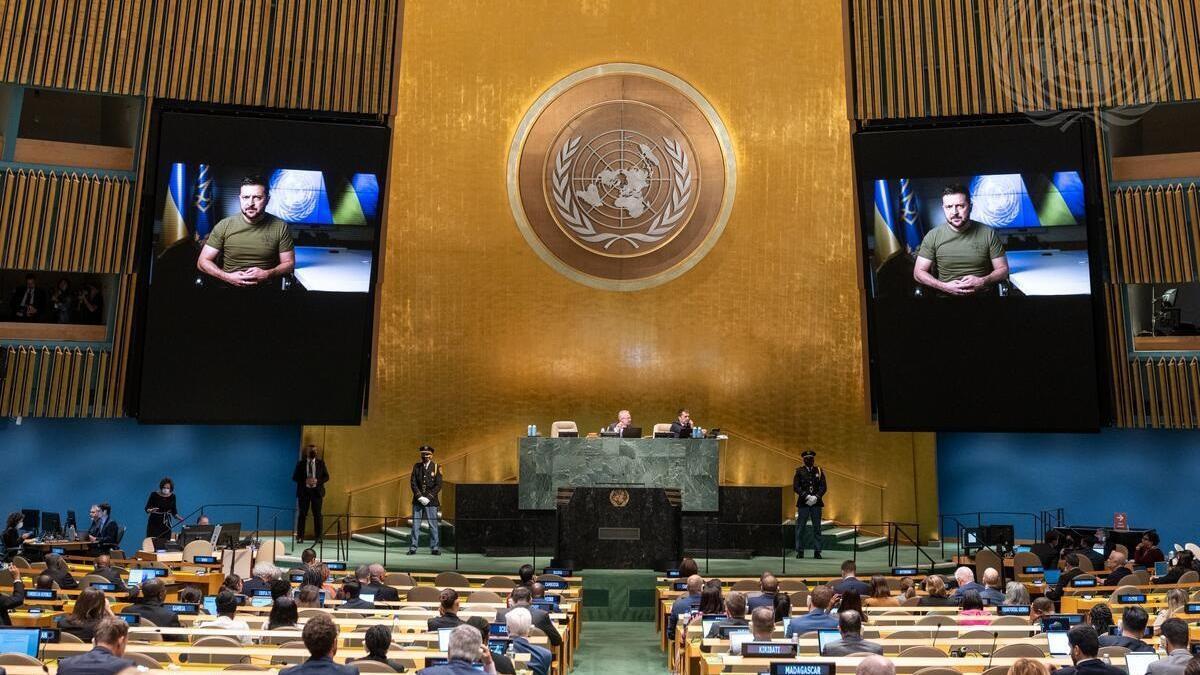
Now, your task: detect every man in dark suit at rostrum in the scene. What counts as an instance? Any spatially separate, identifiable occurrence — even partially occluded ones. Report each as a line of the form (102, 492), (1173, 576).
(409, 445), (443, 555)
(280, 613), (359, 675)
(793, 449), (827, 559)
(293, 445), (330, 542)
(495, 586), (562, 647)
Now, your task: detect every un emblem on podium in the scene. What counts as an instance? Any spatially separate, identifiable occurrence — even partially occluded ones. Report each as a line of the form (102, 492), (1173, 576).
(508, 64), (736, 291)
(609, 489), (631, 508)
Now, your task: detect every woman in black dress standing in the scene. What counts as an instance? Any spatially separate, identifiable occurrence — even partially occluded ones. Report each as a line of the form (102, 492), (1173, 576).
(145, 477), (181, 540)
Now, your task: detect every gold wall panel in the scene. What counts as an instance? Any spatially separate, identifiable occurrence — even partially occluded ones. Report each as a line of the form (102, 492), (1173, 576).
(309, 0), (938, 537)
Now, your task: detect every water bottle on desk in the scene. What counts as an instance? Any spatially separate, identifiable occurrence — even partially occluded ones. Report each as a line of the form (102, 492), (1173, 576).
(527, 424), (534, 437)
(532, 424), (538, 436)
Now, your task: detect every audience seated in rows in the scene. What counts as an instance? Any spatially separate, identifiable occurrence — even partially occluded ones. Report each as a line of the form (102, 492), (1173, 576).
(786, 584), (837, 636)
(123, 578), (182, 639)
(865, 575), (897, 607)
(1052, 625), (1123, 675)
(467, 615), (514, 675)
(1046, 553), (1085, 602)
(297, 585), (323, 608)
(365, 563), (401, 601)
(44, 553), (79, 589)
(1154, 551), (1197, 585)
(838, 589), (866, 624)
(917, 575), (956, 606)
(748, 572), (778, 612)
(497, 585), (562, 647)
(666, 574), (702, 639)
(821, 610), (883, 656)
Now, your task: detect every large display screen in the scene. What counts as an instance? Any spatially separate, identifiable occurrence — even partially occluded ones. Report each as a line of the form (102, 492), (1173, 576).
(131, 109), (389, 424)
(855, 122), (1106, 431)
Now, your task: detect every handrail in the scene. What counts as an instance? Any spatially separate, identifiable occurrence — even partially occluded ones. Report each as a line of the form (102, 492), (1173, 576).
(721, 430), (887, 490)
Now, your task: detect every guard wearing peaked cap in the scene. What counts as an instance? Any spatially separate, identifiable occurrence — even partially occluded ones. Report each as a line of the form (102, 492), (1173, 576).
(408, 445), (443, 555)
(793, 450), (826, 559)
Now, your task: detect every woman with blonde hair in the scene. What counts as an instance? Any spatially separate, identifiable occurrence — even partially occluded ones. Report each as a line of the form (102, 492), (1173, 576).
(1009, 657), (1050, 675)
(918, 575), (957, 606)
(1154, 588), (1188, 628)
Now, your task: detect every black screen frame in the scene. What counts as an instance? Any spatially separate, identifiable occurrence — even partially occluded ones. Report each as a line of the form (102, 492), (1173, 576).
(853, 117), (1111, 432)
(127, 101), (390, 425)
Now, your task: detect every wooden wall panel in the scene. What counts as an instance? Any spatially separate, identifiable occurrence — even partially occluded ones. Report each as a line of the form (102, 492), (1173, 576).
(0, 169), (134, 273)
(1110, 184), (1200, 284)
(849, 0), (1200, 121)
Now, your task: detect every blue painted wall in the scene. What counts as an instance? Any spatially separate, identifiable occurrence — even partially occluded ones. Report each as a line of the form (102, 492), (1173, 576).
(938, 429), (1200, 550)
(0, 418), (300, 541)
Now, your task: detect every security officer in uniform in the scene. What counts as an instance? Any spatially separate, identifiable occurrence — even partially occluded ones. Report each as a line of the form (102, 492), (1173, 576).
(793, 450), (827, 559)
(408, 445), (443, 556)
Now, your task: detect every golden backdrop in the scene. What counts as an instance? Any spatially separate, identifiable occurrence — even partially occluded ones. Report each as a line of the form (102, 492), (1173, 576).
(304, 0), (939, 538)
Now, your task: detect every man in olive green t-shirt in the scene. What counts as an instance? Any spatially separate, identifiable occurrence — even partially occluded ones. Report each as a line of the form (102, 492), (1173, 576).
(913, 185), (1009, 296)
(197, 175), (295, 287)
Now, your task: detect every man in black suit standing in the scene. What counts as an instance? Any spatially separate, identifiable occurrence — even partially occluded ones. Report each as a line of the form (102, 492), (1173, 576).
(56, 617), (135, 675)
(292, 445), (329, 543)
(408, 445), (442, 555)
(1052, 625), (1124, 675)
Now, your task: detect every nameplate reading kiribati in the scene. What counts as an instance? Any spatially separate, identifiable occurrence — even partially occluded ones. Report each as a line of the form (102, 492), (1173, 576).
(508, 63), (736, 290)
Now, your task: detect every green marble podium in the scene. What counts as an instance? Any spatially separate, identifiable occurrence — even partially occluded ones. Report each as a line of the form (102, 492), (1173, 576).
(517, 436), (720, 512)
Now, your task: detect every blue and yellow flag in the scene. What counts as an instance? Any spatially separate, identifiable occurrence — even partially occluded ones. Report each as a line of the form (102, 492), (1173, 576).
(193, 163), (213, 240)
(873, 179), (902, 270)
(159, 162), (189, 254)
(899, 178), (924, 253)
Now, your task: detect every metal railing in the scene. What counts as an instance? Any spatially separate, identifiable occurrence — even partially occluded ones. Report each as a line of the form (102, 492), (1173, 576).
(938, 509), (1065, 562)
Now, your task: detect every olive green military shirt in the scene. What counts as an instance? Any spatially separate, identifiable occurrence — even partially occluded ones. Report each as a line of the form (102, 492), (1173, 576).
(916, 220), (1005, 283)
(205, 214), (294, 273)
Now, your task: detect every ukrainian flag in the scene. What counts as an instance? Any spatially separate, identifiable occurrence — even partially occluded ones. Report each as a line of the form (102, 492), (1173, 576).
(873, 179), (902, 270)
(159, 162), (189, 255)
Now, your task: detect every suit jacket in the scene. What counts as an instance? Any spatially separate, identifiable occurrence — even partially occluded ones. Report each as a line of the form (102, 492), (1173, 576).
(1146, 650), (1195, 675)
(0, 581), (23, 626)
(952, 581), (986, 597)
(280, 656), (359, 675)
(492, 651), (516, 675)
(9, 286), (46, 320)
(1046, 568), (1086, 601)
(362, 583), (400, 602)
(426, 613), (463, 631)
(785, 609), (838, 637)
(669, 421), (694, 438)
(666, 593), (700, 639)
(46, 567), (79, 590)
(793, 465), (827, 508)
(411, 461), (443, 507)
(496, 605), (562, 647)
(417, 658), (484, 675)
(1052, 658), (1127, 675)
(832, 577), (871, 596)
(352, 653), (407, 672)
(822, 634), (884, 656)
(293, 458), (330, 498)
(124, 600), (183, 640)
(747, 592), (776, 612)
(513, 637), (552, 675)
(56, 646), (135, 675)
(340, 598), (375, 610)
(88, 518), (119, 547)
(1103, 566), (1132, 587)
(1098, 634), (1154, 652)
(241, 578), (271, 595)
(92, 566), (129, 593)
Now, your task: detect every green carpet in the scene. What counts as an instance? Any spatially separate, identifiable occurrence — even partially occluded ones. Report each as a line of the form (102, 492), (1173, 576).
(571, 621), (667, 675)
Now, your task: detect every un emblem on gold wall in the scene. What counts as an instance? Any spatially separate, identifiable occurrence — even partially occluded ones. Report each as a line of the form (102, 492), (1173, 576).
(508, 64), (736, 291)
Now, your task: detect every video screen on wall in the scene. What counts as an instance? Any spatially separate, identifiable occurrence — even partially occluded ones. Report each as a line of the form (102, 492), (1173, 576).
(855, 122), (1105, 431)
(132, 109), (389, 424)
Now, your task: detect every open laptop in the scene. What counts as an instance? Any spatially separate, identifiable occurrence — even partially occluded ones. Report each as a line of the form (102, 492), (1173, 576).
(1046, 631), (1071, 657)
(817, 629), (841, 655)
(438, 627), (454, 651)
(601, 426), (642, 438)
(1043, 569), (1061, 585)
(727, 629), (752, 655)
(1126, 652), (1158, 675)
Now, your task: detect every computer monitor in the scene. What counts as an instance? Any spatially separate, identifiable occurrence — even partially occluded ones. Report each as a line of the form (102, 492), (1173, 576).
(1043, 569), (1061, 585)
(728, 630), (753, 655)
(488, 623), (509, 637)
(817, 629), (841, 654)
(40, 512), (62, 537)
(180, 525), (215, 546)
(487, 637), (510, 656)
(701, 615), (723, 638)
(1046, 631), (1070, 656)
(438, 627), (454, 651)
(359, 593), (375, 603)
(1126, 652), (1158, 675)
(1041, 614), (1083, 632)
(203, 596), (218, 616)
(0, 627), (42, 657)
(20, 509), (40, 536)
(126, 569), (147, 586)
(215, 523), (242, 548)
(250, 597), (273, 607)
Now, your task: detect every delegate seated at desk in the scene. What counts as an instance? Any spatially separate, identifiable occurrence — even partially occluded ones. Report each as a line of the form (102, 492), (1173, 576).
(913, 185), (1009, 297)
(669, 408), (702, 438)
(605, 409), (635, 434)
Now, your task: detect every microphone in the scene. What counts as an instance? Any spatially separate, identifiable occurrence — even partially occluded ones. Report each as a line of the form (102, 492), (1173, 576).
(986, 631), (1000, 670)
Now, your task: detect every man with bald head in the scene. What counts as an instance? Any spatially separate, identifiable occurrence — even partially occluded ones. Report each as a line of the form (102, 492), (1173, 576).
(1103, 550), (1132, 587)
(667, 574), (703, 640)
(979, 568), (1005, 605)
(364, 563), (399, 601)
(857, 655), (896, 675)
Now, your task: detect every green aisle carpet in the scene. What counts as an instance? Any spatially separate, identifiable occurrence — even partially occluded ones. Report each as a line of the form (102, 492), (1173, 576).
(571, 621), (667, 675)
